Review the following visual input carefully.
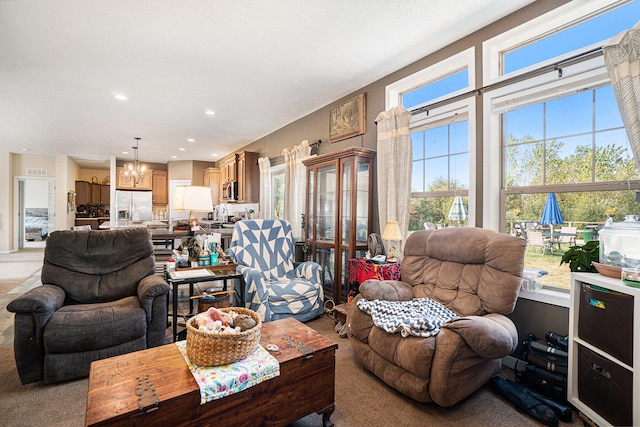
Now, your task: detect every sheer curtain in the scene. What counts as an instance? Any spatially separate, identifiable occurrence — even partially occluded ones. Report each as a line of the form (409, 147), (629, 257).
(258, 157), (271, 219)
(283, 140), (311, 238)
(375, 106), (412, 259)
(604, 21), (640, 172)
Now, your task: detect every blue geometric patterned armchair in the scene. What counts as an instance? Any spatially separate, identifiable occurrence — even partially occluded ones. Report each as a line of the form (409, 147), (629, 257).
(228, 219), (325, 322)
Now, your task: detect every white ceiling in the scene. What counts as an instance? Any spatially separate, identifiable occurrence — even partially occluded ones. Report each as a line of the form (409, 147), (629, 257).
(0, 0), (534, 169)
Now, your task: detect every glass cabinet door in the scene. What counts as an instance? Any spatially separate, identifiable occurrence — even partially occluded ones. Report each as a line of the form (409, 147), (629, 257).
(315, 165), (336, 243)
(341, 160), (351, 245)
(355, 159), (370, 245)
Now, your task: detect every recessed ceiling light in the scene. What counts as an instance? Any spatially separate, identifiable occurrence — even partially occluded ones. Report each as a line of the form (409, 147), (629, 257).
(205, 110), (215, 116)
(171, 155), (178, 159)
(122, 151), (129, 155)
(187, 138), (195, 142)
(113, 93), (128, 101)
(179, 148), (186, 151)
(211, 153), (218, 157)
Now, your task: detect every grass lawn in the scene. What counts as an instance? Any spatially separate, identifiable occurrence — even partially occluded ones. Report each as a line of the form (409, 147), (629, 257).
(524, 243), (572, 290)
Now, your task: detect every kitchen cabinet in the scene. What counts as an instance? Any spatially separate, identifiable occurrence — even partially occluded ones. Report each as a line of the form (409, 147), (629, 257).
(302, 147), (375, 303)
(217, 151), (259, 203)
(203, 167), (220, 204)
(100, 184), (110, 205)
(152, 170), (168, 205)
(116, 166), (153, 190)
(219, 153), (237, 186)
(90, 183), (101, 204)
(569, 272), (639, 427)
(76, 181), (109, 205)
(75, 181), (91, 205)
(237, 151), (259, 203)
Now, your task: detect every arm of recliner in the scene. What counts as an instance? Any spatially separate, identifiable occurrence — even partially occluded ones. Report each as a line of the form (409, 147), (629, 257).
(441, 313), (518, 359)
(358, 279), (415, 301)
(293, 261), (321, 285)
(6, 284), (65, 324)
(237, 265), (270, 320)
(137, 275), (170, 317)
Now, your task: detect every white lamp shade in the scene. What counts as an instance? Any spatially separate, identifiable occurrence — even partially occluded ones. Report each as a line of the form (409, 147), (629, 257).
(171, 185), (213, 212)
(382, 220), (402, 241)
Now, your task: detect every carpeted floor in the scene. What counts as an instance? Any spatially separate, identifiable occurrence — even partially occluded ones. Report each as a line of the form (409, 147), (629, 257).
(0, 313), (582, 427)
(0, 249), (581, 426)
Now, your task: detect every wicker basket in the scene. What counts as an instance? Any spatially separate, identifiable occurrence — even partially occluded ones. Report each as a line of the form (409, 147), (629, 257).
(186, 307), (261, 366)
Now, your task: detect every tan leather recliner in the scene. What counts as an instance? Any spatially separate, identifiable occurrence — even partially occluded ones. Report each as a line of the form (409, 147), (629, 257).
(348, 227), (526, 407)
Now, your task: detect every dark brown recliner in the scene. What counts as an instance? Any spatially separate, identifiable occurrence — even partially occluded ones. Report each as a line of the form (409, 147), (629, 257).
(7, 228), (170, 384)
(348, 227), (526, 407)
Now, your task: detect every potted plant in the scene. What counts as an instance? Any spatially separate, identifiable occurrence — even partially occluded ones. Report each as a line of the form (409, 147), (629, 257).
(560, 240), (599, 272)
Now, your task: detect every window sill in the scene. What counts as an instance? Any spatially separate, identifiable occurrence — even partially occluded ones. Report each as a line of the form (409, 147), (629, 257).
(518, 287), (570, 308)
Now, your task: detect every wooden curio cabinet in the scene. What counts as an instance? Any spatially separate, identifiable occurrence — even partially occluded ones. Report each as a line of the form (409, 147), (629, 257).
(303, 147), (375, 303)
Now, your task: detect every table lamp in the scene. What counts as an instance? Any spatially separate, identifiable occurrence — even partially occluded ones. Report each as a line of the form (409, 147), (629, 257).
(382, 220), (402, 262)
(172, 186), (213, 235)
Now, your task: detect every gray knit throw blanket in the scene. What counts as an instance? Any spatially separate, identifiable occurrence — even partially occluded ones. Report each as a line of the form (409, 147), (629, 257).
(356, 297), (459, 338)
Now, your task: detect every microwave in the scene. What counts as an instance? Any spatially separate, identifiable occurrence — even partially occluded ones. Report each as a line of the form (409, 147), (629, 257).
(223, 181), (238, 201)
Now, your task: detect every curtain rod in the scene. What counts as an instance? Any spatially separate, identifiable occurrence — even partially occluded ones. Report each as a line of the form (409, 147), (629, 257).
(410, 46), (603, 116)
(269, 139), (322, 166)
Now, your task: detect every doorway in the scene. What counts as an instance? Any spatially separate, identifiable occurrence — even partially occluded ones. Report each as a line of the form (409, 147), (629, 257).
(18, 177), (55, 249)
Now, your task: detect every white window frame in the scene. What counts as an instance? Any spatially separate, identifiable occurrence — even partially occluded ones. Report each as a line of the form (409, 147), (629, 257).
(386, 48), (476, 227)
(386, 47), (475, 110)
(410, 99), (476, 227)
(483, 0), (631, 86)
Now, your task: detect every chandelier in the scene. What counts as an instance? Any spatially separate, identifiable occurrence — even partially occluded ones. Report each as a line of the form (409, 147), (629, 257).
(124, 137), (147, 187)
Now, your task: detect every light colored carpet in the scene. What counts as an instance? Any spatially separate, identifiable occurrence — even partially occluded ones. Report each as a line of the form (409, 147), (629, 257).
(0, 314), (582, 427)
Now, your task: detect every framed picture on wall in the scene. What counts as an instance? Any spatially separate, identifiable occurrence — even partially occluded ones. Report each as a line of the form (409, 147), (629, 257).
(329, 93), (366, 142)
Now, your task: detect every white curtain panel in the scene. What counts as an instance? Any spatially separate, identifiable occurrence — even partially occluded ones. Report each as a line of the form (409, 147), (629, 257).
(375, 106), (412, 259)
(283, 140), (311, 238)
(258, 157), (272, 219)
(603, 20), (640, 173)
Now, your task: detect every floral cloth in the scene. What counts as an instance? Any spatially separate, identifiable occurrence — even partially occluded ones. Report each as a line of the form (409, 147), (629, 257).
(176, 341), (280, 405)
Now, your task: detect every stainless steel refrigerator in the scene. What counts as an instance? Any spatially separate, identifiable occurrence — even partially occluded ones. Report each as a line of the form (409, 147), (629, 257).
(115, 190), (153, 225)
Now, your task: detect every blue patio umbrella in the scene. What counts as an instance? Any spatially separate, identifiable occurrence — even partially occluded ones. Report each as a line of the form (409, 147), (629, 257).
(540, 192), (563, 226)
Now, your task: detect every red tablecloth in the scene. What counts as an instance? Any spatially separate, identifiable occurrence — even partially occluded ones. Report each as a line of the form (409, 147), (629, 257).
(347, 258), (401, 302)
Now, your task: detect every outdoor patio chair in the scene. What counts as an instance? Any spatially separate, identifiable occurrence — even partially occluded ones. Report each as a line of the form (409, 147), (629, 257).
(556, 226), (577, 249)
(527, 230), (552, 255)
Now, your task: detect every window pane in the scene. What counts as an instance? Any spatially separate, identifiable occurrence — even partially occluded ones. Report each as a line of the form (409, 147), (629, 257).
(425, 158), (448, 190)
(595, 128), (635, 182)
(546, 91), (592, 138)
(450, 121), (468, 154)
(504, 1), (640, 74)
(412, 160), (425, 192)
(403, 69), (468, 110)
(505, 104), (543, 142)
(450, 153), (469, 189)
(425, 126), (448, 157)
(504, 142), (543, 187)
(412, 133), (424, 159)
(410, 196), (468, 231)
(505, 189), (640, 290)
(596, 86), (624, 130)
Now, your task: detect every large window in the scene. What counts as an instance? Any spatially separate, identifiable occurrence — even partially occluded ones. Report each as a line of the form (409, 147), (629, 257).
(485, 0), (640, 291)
(386, 48), (476, 231)
(410, 114), (470, 229)
(270, 165), (285, 219)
